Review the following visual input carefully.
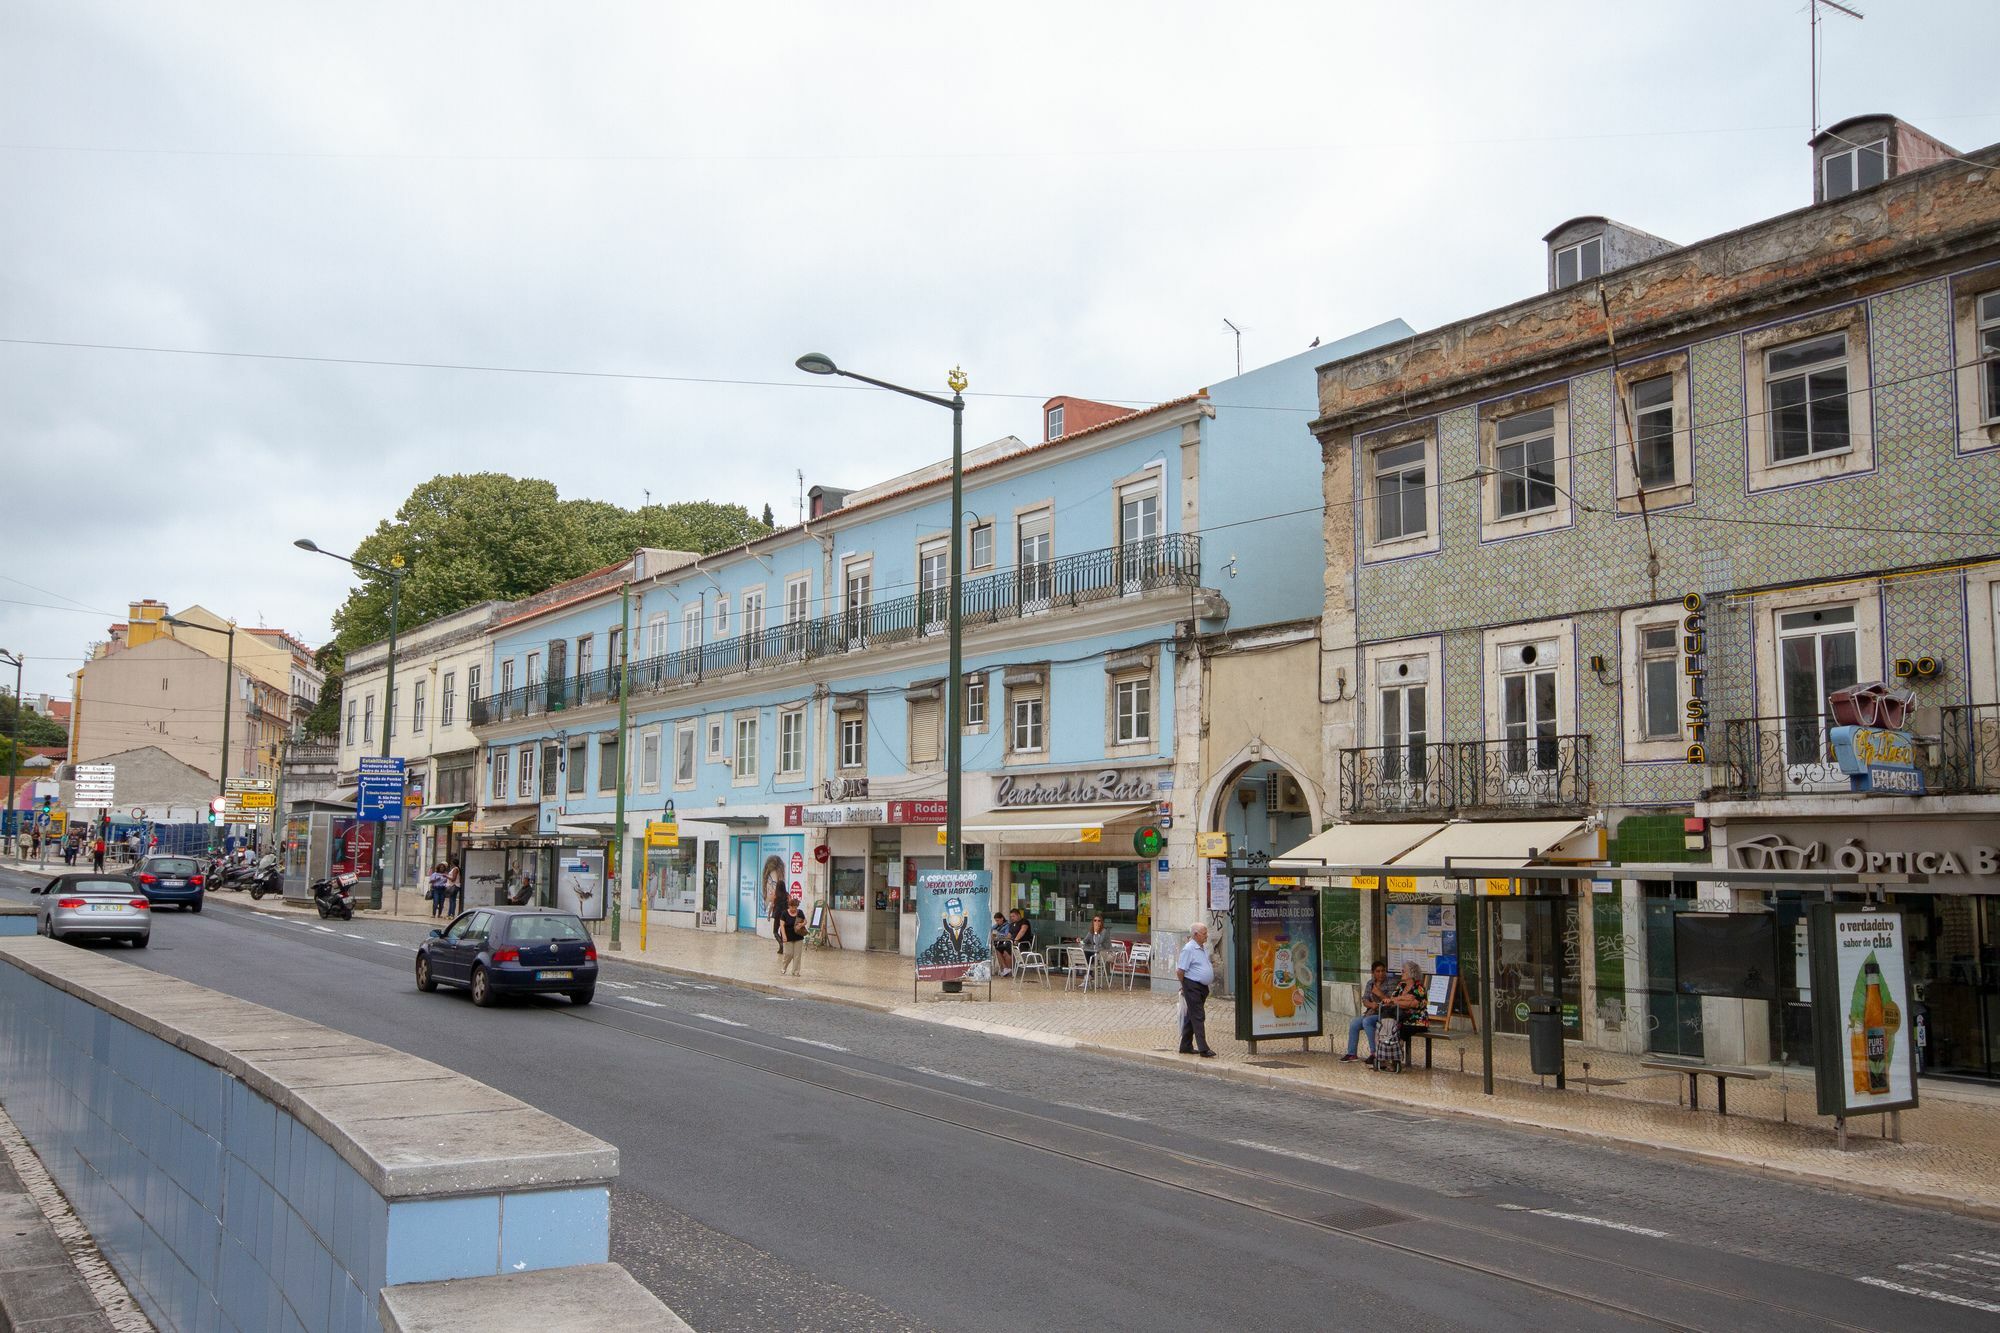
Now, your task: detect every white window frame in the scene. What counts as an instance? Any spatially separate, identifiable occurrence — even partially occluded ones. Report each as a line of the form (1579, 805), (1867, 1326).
(441, 671), (456, 727)
(345, 699), (357, 746)
(778, 707), (805, 779)
(1478, 391), (1572, 539)
(1613, 354), (1693, 510)
(1763, 333), (1851, 463)
(1619, 605), (1694, 762)
(733, 714), (759, 783)
(598, 733), (619, 793)
(1743, 308), (1874, 491)
(363, 694), (375, 746)
(517, 744), (537, 800)
(492, 748), (509, 801)
(741, 587), (766, 661)
(1009, 685), (1045, 755)
(842, 557), (873, 644)
(713, 597), (731, 640)
(674, 721), (697, 787)
(1370, 650), (1434, 808)
(919, 539), (949, 631)
(575, 635), (593, 685)
(1017, 505), (1054, 612)
(639, 726), (662, 791)
(1554, 236), (1602, 289)
(706, 716), (726, 762)
(969, 522), (995, 572)
(467, 665), (482, 702)
(526, 652), (541, 687)
(1046, 404), (1065, 439)
(838, 711), (867, 770)
(1371, 437), (1428, 544)
(1112, 672), (1152, 746)
(682, 604), (703, 654)
(388, 686), (399, 738)
(412, 679), (426, 735)
(963, 672), (988, 733)
(1358, 423), (1440, 558)
(1821, 137), (1888, 200)
(1478, 620), (1574, 801)
(1493, 408), (1558, 518)
(646, 613), (669, 659)
(1954, 281), (2000, 450)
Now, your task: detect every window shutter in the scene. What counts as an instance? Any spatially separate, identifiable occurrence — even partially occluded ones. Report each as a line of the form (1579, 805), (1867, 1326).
(910, 698), (940, 764)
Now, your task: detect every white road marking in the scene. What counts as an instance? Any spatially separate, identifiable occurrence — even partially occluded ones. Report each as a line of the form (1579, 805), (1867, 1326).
(312, 926), (336, 933)
(1231, 1139), (1347, 1169)
(782, 1036), (850, 1053)
(1897, 1260), (2000, 1293)
(377, 941), (403, 949)
(1495, 1204), (1669, 1238)
(1965, 1251), (2000, 1268)
(342, 932), (363, 939)
(1858, 1275), (2000, 1314)
(599, 981), (637, 990)
(695, 1012), (748, 1027)
(616, 996), (668, 1009)
(1055, 1101), (1148, 1122)
(910, 1067), (987, 1087)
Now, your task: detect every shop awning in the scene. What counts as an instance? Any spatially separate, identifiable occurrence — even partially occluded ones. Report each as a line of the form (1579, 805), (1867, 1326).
(1396, 819), (1594, 871)
(1272, 821), (1448, 870)
(957, 804), (1153, 843)
(410, 804), (467, 828)
(469, 815), (537, 836)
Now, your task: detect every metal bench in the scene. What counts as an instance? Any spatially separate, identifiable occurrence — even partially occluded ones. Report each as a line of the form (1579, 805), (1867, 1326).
(1639, 1058), (1771, 1116)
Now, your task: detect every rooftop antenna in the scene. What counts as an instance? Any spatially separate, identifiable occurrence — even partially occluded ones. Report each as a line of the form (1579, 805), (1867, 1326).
(1222, 318), (1244, 377)
(797, 469), (805, 525)
(643, 488), (651, 507)
(1809, 0), (1865, 139)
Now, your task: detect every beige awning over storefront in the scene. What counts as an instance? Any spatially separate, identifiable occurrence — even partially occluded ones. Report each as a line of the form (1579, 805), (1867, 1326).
(1273, 821), (1448, 870)
(958, 803), (1153, 844)
(1268, 818), (1596, 892)
(1397, 819), (1593, 869)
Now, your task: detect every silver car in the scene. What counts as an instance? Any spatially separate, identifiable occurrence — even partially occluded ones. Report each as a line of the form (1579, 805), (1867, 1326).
(33, 873), (152, 947)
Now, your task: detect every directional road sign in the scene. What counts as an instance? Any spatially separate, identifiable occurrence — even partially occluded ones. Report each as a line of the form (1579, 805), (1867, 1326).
(356, 756), (407, 823)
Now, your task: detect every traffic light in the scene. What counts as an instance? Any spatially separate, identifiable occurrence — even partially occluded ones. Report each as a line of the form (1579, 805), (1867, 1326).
(209, 796), (227, 826)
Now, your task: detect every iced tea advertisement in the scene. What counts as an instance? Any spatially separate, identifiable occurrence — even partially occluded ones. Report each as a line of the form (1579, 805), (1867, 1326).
(1809, 905), (1918, 1117)
(1234, 889), (1323, 1041)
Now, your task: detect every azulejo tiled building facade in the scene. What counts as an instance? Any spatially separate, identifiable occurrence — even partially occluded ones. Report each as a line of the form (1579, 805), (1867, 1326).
(1307, 116), (2000, 1080)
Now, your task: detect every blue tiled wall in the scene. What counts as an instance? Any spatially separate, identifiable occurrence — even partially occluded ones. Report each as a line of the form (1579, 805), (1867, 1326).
(0, 963), (609, 1332)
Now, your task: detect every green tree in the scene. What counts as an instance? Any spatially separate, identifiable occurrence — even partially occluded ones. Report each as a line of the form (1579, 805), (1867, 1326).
(315, 475), (767, 724)
(0, 696), (67, 748)
(761, 502), (775, 528)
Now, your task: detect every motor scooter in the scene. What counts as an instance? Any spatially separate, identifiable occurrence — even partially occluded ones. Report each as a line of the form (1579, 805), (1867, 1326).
(310, 871), (358, 920)
(247, 854), (281, 900)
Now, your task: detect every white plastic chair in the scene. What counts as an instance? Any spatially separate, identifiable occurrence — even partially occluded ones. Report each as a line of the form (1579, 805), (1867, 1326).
(1063, 945), (1096, 992)
(1120, 944), (1153, 991)
(1014, 946), (1051, 987)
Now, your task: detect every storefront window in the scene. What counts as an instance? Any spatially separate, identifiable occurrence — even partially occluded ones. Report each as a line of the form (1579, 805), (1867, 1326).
(647, 841), (697, 911)
(1487, 890), (1581, 1039)
(830, 857), (867, 912)
(700, 840), (720, 914)
(1006, 860), (1149, 945)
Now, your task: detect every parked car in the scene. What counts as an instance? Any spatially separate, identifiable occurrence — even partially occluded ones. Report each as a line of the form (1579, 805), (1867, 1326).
(135, 855), (206, 912)
(31, 873), (152, 947)
(415, 908), (597, 1007)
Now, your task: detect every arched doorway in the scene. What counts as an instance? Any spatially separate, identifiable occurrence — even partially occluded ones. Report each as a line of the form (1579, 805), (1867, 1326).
(1208, 760), (1317, 862)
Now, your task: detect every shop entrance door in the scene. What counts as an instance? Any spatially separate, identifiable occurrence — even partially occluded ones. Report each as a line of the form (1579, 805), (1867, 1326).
(1490, 895), (1578, 1039)
(1906, 894), (2000, 1082)
(1640, 883), (1705, 1060)
(733, 836), (760, 930)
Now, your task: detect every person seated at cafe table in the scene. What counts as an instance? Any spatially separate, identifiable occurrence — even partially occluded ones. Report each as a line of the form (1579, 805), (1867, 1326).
(1341, 961), (1395, 1063)
(990, 912), (1014, 977)
(1080, 915), (1110, 983)
(1007, 907), (1034, 953)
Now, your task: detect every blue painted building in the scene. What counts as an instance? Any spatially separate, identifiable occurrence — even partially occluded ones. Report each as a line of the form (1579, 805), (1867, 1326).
(466, 321), (1409, 962)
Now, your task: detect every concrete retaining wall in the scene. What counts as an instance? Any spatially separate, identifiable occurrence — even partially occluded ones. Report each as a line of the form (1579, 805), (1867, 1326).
(0, 936), (623, 1332)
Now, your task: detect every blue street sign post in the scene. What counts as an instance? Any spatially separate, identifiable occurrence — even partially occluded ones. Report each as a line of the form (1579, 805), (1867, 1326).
(356, 756), (407, 824)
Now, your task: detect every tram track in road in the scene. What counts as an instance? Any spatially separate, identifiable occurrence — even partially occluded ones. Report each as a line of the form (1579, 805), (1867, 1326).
(556, 1001), (1887, 1333)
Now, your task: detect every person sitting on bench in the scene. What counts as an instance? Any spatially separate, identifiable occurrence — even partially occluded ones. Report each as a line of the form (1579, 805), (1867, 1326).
(1342, 961), (1394, 1062)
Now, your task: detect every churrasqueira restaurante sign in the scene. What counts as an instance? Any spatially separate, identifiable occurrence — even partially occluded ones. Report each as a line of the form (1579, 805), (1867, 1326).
(994, 768), (1160, 808)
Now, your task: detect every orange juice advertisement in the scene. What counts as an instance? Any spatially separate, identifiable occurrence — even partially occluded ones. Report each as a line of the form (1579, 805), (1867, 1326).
(1238, 889), (1322, 1040)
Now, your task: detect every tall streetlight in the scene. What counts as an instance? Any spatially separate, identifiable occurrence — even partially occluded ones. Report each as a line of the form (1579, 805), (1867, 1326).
(296, 538), (407, 910)
(0, 650), (21, 853)
(795, 354), (968, 870)
(160, 615), (237, 813)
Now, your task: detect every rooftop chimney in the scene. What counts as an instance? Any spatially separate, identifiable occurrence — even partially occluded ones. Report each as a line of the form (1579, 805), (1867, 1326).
(808, 485), (852, 520)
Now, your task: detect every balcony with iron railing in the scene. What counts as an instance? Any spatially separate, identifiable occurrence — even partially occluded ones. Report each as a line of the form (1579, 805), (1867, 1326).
(1717, 704), (2000, 799)
(1339, 734), (1593, 817)
(468, 535), (1202, 728)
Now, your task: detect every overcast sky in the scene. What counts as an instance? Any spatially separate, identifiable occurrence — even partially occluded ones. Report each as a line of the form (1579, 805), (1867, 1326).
(3, 1), (1995, 701)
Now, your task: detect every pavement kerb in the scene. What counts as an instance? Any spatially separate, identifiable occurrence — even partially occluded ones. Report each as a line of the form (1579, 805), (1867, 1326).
(197, 893), (2000, 1222)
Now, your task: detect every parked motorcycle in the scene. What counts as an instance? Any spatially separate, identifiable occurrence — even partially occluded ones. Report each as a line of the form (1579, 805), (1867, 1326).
(311, 871), (358, 921)
(247, 854), (281, 900)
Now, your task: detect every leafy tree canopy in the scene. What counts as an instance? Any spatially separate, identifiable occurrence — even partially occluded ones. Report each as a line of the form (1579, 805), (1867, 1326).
(324, 474), (768, 658)
(0, 696), (68, 748)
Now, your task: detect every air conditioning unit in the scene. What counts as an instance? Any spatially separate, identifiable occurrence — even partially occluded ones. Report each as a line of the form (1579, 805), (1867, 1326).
(1267, 774), (1309, 814)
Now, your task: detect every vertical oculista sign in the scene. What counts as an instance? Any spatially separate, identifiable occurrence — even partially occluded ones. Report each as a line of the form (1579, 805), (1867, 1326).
(913, 869), (992, 982)
(1234, 888), (1324, 1041)
(1809, 904), (1918, 1117)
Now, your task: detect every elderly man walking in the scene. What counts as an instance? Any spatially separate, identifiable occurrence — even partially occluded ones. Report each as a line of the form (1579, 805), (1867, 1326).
(1175, 920), (1217, 1058)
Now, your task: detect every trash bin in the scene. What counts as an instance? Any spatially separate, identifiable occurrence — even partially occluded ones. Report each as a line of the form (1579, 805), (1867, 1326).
(1528, 995), (1564, 1077)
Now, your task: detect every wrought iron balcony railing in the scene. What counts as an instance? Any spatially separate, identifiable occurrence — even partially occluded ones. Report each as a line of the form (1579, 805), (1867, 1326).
(1718, 704), (2000, 799)
(1339, 734), (1592, 816)
(468, 534), (1201, 727)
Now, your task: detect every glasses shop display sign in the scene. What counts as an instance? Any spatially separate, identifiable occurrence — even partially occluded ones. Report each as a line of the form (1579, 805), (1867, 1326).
(1827, 681), (1923, 796)
(1233, 888), (1324, 1042)
(914, 869), (992, 982)
(1808, 904), (1918, 1119)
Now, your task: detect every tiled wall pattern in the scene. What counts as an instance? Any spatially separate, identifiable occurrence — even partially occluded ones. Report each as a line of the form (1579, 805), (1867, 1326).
(0, 965), (608, 1332)
(1350, 271), (1997, 808)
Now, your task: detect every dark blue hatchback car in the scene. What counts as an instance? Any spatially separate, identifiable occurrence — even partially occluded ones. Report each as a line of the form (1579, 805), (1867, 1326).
(135, 855), (206, 911)
(416, 908), (598, 1007)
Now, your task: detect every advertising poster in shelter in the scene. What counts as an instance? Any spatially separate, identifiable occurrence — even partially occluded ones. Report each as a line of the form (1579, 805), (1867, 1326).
(330, 818), (376, 879)
(914, 868), (992, 981)
(558, 849), (607, 921)
(1235, 888), (1324, 1041)
(1809, 904), (1918, 1117)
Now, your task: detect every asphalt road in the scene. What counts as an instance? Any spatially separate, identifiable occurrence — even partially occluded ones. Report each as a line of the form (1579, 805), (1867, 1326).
(6, 870), (2000, 1332)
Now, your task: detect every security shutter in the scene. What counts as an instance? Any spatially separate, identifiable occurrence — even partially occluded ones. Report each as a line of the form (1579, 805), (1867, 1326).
(909, 697), (941, 764)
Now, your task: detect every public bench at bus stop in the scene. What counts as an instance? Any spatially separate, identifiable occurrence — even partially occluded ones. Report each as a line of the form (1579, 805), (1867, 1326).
(1640, 1057), (1771, 1116)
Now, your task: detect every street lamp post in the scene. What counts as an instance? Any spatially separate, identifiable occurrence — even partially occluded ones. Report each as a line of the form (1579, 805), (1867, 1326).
(0, 650), (22, 855)
(296, 538), (406, 910)
(795, 354), (968, 871)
